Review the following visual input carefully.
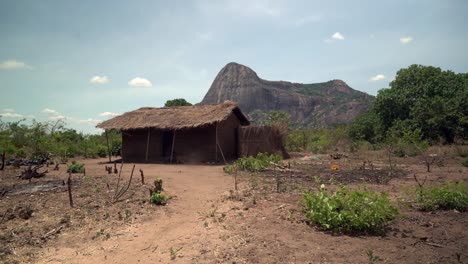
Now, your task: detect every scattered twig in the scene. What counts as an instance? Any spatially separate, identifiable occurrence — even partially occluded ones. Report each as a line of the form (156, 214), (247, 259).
(425, 242), (443, 248)
(42, 224), (66, 240)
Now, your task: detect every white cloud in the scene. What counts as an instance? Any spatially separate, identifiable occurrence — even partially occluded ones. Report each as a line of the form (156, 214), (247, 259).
(0, 109), (35, 119)
(0, 59), (32, 70)
(42, 108), (60, 115)
(99, 112), (119, 118)
(332, 32), (344, 40)
(76, 118), (101, 125)
(49, 115), (67, 121)
(90, 75), (109, 84)
(0, 112), (24, 118)
(369, 74), (386, 82)
(400, 36), (413, 44)
(128, 77), (152, 87)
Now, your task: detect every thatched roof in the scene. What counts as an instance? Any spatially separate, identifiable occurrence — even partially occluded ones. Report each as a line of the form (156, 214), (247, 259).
(96, 101), (250, 131)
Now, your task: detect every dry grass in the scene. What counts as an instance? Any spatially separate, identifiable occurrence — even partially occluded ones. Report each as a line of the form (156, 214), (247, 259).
(97, 101), (249, 130)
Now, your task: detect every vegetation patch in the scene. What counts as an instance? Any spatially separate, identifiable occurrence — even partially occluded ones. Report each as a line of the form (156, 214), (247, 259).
(224, 153), (282, 173)
(414, 181), (468, 211)
(303, 185), (398, 234)
(150, 192), (167, 205)
(67, 161), (85, 173)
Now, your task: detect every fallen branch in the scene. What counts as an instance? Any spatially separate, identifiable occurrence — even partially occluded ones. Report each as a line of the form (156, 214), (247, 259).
(425, 242), (443, 248)
(42, 224), (66, 240)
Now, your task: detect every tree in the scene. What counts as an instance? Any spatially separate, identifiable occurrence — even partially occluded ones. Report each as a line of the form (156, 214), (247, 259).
(352, 64), (468, 143)
(164, 98), (192, 107)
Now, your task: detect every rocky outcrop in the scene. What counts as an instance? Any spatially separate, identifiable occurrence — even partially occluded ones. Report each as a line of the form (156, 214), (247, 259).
(201, 62), (373, 127)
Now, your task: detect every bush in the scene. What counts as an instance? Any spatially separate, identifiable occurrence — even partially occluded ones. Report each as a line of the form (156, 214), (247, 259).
(96, 146), (108, 158)
(150, 192), (167, 205)
(415, 181), (468, 211)
(67, 161), (85, 173)
(228, 152), (281, 173)
(303, 185), (398, 234)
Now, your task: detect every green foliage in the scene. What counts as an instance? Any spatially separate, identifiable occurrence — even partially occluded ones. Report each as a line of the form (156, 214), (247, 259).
(414, 181), (468, 211)
(350, 65), (468, 144)
(302, 185), (398, 234)
(0, 118), (121, 160)
(224, 152), (281, 173)
(286, 126), (351, 153)
(249, 110), (290, 126)
(67, 161), (85, 173)
(164, 98), (192, 107)
(150, 192), (167, 205)
(386, 125), (429, 157)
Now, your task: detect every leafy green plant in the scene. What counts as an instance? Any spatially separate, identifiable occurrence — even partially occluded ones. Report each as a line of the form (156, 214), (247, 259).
(366, 249), (382, 263)
(414, 181), (467, 211)
(169, 246), (183, 260)
(150, 192), (167, 205)
(230, 152), (281, 173)
(302, 185), (398, 234)
(67, 161), (85, 173)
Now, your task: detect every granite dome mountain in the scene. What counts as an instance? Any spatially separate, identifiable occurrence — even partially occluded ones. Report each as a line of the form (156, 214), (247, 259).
(201, 62), (374, 127)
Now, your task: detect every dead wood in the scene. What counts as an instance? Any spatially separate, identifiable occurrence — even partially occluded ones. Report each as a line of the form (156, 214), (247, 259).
(113, 164), (135, 203)
(42, 224), (66, 240)
(0, 150), (5, 171)
(139, 169), (145, 185)
(18, 164), (47, 182)
(67, 173), (73, 208)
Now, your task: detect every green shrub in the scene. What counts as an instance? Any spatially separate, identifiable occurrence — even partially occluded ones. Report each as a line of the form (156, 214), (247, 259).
(415, 181), (468, 211)
(67, 161), (85, 173)
(97, 146), (108, 158)
(150, 192), (167, 205)
(303, 185), (398, 234)
(234, 153), (281, 172)
(223, 165), (235, 174)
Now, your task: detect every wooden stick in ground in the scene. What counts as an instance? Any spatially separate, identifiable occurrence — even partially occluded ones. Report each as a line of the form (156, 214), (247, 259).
(139, 169), (145, 185)
(234, 165), (238, 191)
(114, 161), (124, 194)
(113, 164), (136, 203)
(275, 166), (280, 193)
(0, 150), (5, 171)
(67, 173), (73, 208)
(105, 130), (112, 163)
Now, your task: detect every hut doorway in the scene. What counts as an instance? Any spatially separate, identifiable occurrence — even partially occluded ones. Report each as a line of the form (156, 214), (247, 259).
(162, 130), (175, 161)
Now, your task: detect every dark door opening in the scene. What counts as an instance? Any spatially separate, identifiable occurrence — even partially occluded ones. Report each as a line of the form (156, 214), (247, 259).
(162, 130), (174, 161)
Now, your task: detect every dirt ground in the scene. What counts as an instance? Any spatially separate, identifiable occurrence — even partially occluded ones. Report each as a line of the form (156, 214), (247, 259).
(1, 148), (467, 264)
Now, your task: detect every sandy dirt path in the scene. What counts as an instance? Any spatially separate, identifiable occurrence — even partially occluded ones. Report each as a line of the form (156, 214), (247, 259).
(36, 163), (234, 264)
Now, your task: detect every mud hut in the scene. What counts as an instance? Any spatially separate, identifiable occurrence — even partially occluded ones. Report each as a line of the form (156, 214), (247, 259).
(96, 101), (250, 163)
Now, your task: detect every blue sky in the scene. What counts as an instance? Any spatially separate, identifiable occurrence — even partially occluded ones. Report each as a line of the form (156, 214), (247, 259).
(0, 0), (467, 133)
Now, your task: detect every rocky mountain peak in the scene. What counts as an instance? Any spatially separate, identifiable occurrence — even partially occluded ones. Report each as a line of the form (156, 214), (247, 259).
(201, 63), (374, 127)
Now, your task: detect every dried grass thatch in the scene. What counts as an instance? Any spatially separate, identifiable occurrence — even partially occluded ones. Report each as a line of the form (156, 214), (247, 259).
(96, 101), (249, 131)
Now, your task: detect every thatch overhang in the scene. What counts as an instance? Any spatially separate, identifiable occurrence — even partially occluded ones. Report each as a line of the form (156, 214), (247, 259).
(96, 101), (250, 131)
